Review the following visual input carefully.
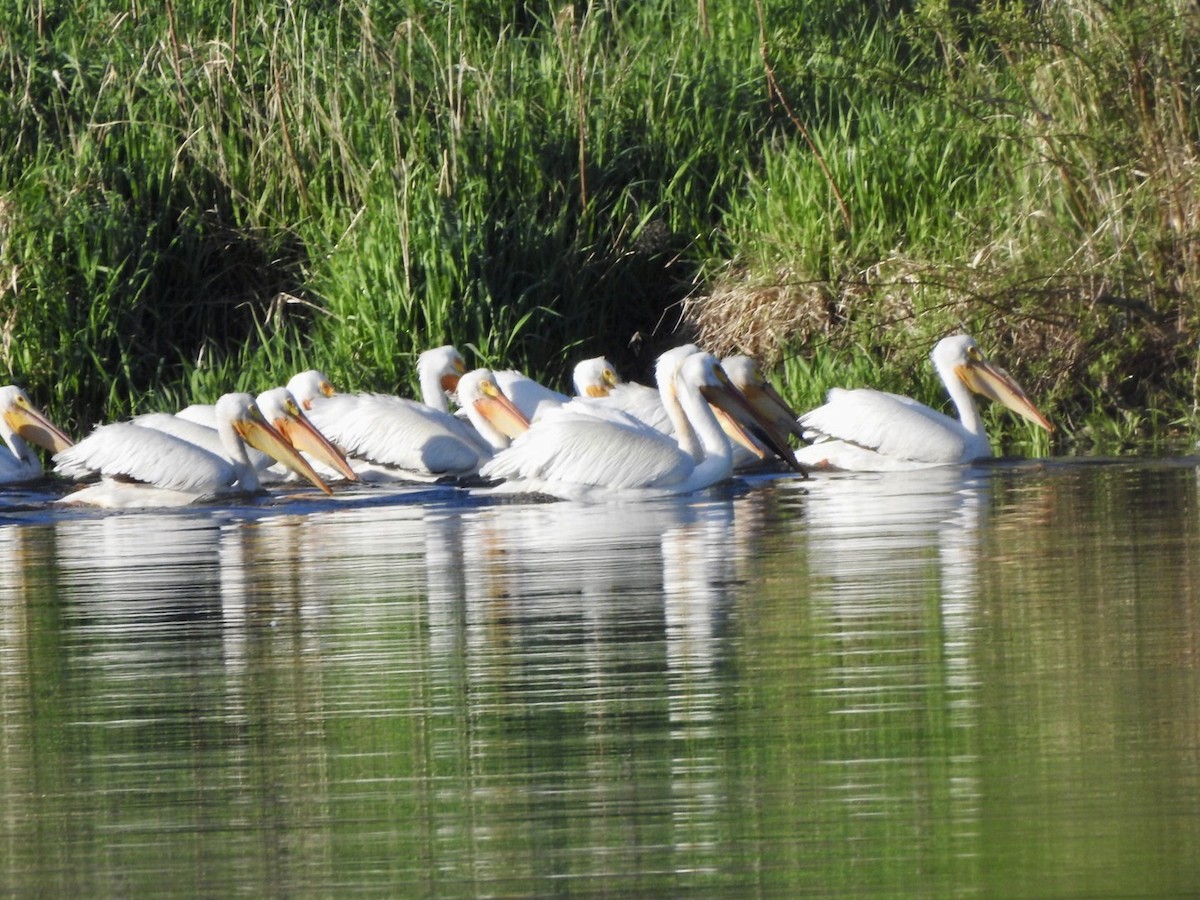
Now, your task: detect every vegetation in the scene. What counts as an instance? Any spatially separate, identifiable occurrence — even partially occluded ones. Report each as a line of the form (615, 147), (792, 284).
(0, 1), (1197, 454)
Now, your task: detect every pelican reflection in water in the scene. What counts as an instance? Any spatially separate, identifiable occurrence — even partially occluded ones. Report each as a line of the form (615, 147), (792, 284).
(794, 467), (988, 734)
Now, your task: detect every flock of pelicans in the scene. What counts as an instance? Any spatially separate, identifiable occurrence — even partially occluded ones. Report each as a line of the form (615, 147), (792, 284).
(0, 334), (1054, 507)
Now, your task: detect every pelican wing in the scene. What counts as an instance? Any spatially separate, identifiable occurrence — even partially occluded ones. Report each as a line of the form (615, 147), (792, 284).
(492, 370), (569, 421)
(174, 403), (217, 427)
(54, 423), (237, 493)
(799, 388), (974, 465)
(308, 393), (487, 475)
(481, 410), (691, 491)
(569, 382), (672, 433)
(551, 398), (658, 430)
(133, 412), (274, 470)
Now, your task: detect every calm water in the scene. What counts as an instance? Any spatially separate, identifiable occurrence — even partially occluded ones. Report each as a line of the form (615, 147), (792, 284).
(2, 460), (1199, 897)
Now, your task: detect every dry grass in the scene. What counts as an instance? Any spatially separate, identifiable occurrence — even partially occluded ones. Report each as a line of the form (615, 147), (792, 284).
(685, 255), (966, 363)
(685, 251), (1094, 401)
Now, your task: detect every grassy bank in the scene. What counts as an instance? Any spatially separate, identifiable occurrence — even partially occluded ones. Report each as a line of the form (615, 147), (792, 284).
(1, 1), (1197, 453)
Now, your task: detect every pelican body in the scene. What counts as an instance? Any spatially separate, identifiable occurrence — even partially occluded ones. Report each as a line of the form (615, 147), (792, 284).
(135, 388), (356, 484)
(565, 346), (699, 437)
(796, 334), (1053, 471)
(306, 367), (529, 481)
(564, 347), (804, 473)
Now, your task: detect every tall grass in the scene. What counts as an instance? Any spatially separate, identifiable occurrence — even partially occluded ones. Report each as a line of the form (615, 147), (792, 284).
(0, 1), (1195, 451)
(1, 0), (773, 428)
(690, 1), (1200, 450)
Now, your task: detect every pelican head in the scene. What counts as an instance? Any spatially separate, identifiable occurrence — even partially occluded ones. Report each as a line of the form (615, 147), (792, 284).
(419, 345), (468, 394)
(217, 393), (332, 494)
(684, 355), (807, 476)
(0, 385), (73, 457)
(722, 354), (806, 443)
(286, 370), (336, 410)
(256, 387), (358, 482)
(572, 356), (621, 398)
(457, 368), (531, 441)
(935, 334), (1054, 432)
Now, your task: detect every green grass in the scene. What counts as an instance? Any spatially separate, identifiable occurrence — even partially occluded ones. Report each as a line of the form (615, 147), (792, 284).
(0, 1), (1196, 453)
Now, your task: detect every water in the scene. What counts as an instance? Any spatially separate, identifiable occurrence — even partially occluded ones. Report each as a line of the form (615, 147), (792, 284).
(2, 460), (1199, 896)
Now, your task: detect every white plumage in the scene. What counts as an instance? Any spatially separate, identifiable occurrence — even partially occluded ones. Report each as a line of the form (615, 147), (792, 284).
(254, 387), (358, 482)
(134, 388), (356, 484)
(560, 344), (699, 442)
(492, 370), (569, 422)
(720, 354), (807, 470)
(796, 333), (1053, 471)
(571, 356), (620, 398)
(54, 393), (331, 507)
(560, 346), (804, 474)
(306, 367), (529, 481)
(480, 350), (781, 502)
(285, 369), (337, 411)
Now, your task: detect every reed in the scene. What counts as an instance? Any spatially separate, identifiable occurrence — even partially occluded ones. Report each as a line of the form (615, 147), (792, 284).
(0, 1), (1195, 451)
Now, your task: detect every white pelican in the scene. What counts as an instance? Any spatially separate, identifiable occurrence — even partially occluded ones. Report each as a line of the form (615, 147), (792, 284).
(492, 369), (567, 421)
(177, 365), (345, 428)
(176, 346), (463, 426)
(722, 355), (806, 444)
(479, 350), (792, 502)
(415, 345), (469, 412)
(136, 389), (357, 483)
(54, 393), (332, 507)
(306, 367), (530, 481)
(173, 401), (217, 427)
(293, 345), (463, 411)
(493, 355), (621, 422)
(0, 385), (73, 484)
(795, 333), (1054, 471)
